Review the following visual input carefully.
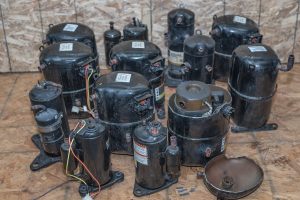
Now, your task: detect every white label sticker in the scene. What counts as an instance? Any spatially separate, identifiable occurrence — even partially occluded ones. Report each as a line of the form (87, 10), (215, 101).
(168, 49), (184, 65)
(106, 139), (110, 150)
(154, 84), (165, 101)
(134, 140), (148, 165)
(248, 46), (268, 52)
(132, 41), (145, 48)
(63, 24), (78, 32)
(115, 73), (132, 83)
(59, 43), (73, 51)
(221, 137), (226, 152)
(233, 16), (247, 24)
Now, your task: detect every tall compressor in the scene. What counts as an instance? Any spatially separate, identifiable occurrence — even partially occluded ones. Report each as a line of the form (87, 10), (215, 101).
(92, 71), (155, 154)
(60, 119), (124, 198)
(104, 22), (122, 66)
(180, 30), (215, 84)
(43, 22), (99, 68)
(168, 81), (233, 166)
(133, 121), (180, 196)
(210, 15), (262, 81)
(229, 44), (294, 133)
(165, 7), (195, 87)
(109, 40), (166, 118)
(39, 41), (98, 118)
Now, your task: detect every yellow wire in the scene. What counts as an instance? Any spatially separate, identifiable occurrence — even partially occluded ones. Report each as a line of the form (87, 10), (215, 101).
(86, 68), (94, 111)
(65, 121), (87, 186)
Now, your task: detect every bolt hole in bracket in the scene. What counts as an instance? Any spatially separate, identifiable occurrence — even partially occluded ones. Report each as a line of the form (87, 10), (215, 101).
(231, 123), (278, 133)
(30, 134), (61, 171)
(133, 178), (178, 197)
(78, 171), (124, 197)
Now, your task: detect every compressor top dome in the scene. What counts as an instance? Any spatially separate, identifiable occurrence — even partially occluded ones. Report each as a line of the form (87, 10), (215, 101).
(184, 34), (215, 56)
(29, 81), (62, 102)
(168, 8), (195, 26)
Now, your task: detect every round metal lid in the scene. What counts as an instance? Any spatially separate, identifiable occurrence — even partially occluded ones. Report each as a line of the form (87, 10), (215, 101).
(203, 155), (264, 199)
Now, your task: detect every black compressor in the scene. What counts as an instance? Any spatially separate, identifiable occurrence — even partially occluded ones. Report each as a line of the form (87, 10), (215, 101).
(104, 21), (121, 66)
(165, 7), (195, 87)
(168, 81), (233, 166)
(43, 22), (99, 67)
(229, 44), (294, 133)
(210, 15), (262, 81)
(123, 17), (148, 41)
(60, 119), (124, 198)
(30, 106), (64, 171)
(109, 40), (166, 119)
(39, 41), (98, 119)
(92, 71), (154, 154)
(133, 121), (180, 197)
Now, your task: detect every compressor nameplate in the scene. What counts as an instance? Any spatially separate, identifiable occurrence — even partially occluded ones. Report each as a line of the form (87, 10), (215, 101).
(63, 24), (78, 32)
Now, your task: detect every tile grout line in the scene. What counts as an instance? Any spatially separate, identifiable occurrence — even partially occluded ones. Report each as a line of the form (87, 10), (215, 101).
(74, 0), (78, 23)
(149, 0), (153, 42)
(0, 4), (12, 72)
(292, 0), (300, 54)
(258, 0), (262, 27)
(223, 0), (226, 15)
(0, 74), (19, 117)
(37, 0), (44, 41)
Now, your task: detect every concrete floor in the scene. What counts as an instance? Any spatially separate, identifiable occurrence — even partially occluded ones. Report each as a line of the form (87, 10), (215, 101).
(0, 66), (300, 199)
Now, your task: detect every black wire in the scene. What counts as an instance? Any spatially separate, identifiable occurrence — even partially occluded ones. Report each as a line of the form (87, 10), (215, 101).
(32, 180), (70, 200)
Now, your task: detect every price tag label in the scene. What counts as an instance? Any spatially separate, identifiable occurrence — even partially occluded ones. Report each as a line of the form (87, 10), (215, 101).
(63, 24), (78, 32)
(115, 73), (132, 83)
(59, 43), (73, 51)
(233, 16), (247, 24)
(248, 46), (267, 52)
(132, 41), (145, 48)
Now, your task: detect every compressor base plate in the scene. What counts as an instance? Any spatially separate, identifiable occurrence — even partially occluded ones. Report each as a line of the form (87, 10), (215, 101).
(78, 171), (124, 197)
(133, 178), (178, 197)
(30, 134), (61, 171)
(231, 123), (278, 133)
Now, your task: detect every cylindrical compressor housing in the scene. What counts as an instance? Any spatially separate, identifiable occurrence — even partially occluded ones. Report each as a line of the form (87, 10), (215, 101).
(93, 71), (155, 154)
(43, 22), (98, 67)
(34, 107), (64, 155)
(39, 41), (97, 118)
(29, 80), (70, 137)
(133, 121), (167, 189)
(110, 40), (166, 118)
(229, 44), (294, 129)
(168, 81), (232, 166)
(211, 15), (262, 81)
(165, 7), (195, 87)
(104, 22), (121, 66)
(182, 30), (215, 83)
(123, 17), (148, 41)
(75, 119), (112, 186)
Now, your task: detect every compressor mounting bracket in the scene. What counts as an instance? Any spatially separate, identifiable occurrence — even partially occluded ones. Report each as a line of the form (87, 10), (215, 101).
(133, 178), (178, 197)
(30, 134), (61, 171)
(231, 123), (278, 133)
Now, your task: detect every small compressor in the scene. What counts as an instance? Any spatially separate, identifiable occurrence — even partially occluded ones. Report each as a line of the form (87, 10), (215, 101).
(39, 41), (98, 119)
(104, 22), (121, 66)
(180, 30), (215, 83)
(109, 40), (166, 118)
(133, 121), (180, 197)
(43, 22), (98, 67)
(210, 15), (262, 81)
(29, 80), (69, 137)
(229, 44), (294, 133)
(30, 106), (64, 171)
(168, 81), (233, 166)
(60, 119), (124, 198)
(165, 7), (195, 87)
(123, 17), (148, 41)
(92, 71), (155, 154)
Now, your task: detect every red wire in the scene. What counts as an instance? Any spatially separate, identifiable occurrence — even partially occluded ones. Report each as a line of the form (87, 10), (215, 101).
(69, 126), (101, 198)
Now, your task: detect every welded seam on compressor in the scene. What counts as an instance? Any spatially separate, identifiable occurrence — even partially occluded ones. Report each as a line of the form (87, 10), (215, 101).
(292, 0), (300, 54)
(0, 5), (12, 72)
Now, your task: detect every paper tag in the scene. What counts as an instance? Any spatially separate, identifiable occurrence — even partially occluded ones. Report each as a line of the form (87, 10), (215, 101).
(115, 73), (132, 83)
(134, 140), (148, 165)
(71, 106), (80, 113)
(132, 41), (145, 48)
(168, 49), (184, 65)
(154, 84), (165, 101)
(221, 137), (226, 152)
(248, 46), (267, 52)
(59, 43), (73, 51)
(63, 24), (78, 32)
(233, 16), (247, 24)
